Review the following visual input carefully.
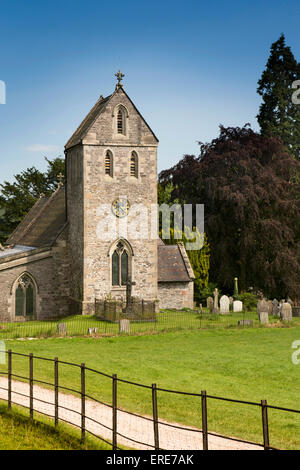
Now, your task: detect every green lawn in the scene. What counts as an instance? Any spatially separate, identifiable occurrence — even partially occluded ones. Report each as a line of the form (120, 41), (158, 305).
(0, 327), (300, 449)
(0, 404), (111, 450)
(0, 309), (298, 340)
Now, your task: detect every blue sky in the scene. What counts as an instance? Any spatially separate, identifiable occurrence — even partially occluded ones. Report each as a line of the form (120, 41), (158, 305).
(0, 0), (300, 184)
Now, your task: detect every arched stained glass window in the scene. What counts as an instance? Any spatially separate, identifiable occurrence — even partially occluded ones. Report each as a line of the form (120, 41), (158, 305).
(111, 241), (130, 287)
(14, 274), (36, 318)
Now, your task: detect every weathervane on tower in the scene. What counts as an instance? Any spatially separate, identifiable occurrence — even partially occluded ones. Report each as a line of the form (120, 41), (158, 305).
(115, 70), (125, 89)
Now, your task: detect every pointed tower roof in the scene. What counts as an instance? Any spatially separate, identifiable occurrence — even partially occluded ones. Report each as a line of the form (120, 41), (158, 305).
(65, 72), (158, 150)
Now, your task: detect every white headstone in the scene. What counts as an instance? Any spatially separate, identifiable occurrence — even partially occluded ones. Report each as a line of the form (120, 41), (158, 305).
(259, 311), (269, 325)
(119, 319), (130, 333)
(280, 303), (292, 322)
(220, 295), (230, 314)
(233, 300), (243, 312)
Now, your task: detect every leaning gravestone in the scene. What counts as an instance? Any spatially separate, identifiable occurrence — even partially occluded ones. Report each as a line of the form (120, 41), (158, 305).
(206, 297), (213, 312)
(220, 295), (230, 314)
(57, 323), (67, 336)
(257, 299), (269, 325)
(233, 300), (243, 312)
(119, 319), (130, 333)
(280, 302), (292, 322)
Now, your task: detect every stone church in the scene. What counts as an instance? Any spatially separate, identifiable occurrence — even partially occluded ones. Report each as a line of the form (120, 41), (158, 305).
(0, 73), (194, 322)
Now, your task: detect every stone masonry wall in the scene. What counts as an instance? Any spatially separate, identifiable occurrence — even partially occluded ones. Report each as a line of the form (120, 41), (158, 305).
(0, 229), (70, 322)
(158, 281), (194, 310)
(67, 87), (158, 314)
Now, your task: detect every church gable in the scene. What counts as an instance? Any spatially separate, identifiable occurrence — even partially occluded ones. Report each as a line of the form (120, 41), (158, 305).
(65, 85), (158, 150)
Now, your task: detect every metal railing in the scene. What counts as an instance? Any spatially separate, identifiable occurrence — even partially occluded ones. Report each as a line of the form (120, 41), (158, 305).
(0, 350), (299, 450)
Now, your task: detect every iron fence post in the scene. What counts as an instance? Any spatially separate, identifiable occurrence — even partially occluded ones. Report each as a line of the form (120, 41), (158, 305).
(261, 399), (270, 450)
(29, 353), (34, 419)
(152, 383), (160, 450)
(112, 374), (117, 450)
(201, 390), (208, 450)
(81, 363), (85, 442)
(8, 349), (12, 410)
(54, 357), (59, 426)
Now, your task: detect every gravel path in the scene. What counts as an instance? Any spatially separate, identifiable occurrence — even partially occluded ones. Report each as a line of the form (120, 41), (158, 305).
(0, 377), (261, 450)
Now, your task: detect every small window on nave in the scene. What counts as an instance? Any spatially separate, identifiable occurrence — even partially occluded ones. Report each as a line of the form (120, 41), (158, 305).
(130, 151), (138, 178)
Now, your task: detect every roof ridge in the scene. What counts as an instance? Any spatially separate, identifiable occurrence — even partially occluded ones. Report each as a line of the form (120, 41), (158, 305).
(13, 186), (64, 245)
(177, 242), (195, 280)
(65, 92), (113, 149)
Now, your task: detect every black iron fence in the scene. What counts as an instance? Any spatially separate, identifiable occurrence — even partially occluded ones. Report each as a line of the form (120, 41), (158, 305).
(0, 350), (299, 450)
(0, 309), (293, 340)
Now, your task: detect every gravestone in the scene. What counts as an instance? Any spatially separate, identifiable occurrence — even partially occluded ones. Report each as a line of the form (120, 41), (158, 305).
(259, 311), (269, 325)
(213, 288), (219, 314)
(267, 300), (273, 316)
(238, 319), (254, 326)
(87, 327), (98, 335)
(287, 298), (294, 307)
(280, 302), (292, 322)
(257, 299), (269, 324)
(229, 297), (233, 309)
(233, 300), (243, 312)
(272, 299), (279, 317)
(119, 319), (130, 333)
(57, 323), (66, 336)
(220, 295), (230, 314)
(206, 297), (213, 312)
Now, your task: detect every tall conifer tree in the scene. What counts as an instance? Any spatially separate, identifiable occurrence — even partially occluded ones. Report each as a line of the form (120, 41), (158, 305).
(257, 34), (300, 160)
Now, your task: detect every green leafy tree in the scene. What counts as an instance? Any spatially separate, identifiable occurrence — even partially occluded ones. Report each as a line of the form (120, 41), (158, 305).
(159, 125), (300, 299)
(257, 34), (300, 160)
(160, 226), (210, 303)
(0, 157), (65, 244)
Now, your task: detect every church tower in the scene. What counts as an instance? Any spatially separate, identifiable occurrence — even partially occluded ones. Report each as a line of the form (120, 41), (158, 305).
(65, 72), (159, 314)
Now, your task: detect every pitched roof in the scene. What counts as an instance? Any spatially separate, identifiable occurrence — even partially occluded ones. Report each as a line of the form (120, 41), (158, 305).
(65, 87), (158, 150)
(65, 94), (112, 149)
(158, 243), (195, 282)
(6, 186), (67, 248)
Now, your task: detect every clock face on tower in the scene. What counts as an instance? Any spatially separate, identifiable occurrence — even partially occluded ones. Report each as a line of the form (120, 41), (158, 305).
(111, 198), (130, 218)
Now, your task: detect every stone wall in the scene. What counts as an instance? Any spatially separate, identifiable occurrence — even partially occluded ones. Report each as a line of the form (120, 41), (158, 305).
(66, 87), (159, 314)
(158, 281), (194, 310)
(0, 229), (70, 322)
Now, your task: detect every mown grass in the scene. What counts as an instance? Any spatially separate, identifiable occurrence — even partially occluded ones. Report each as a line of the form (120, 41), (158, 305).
(0, 403), (112, 450)
(0, 327), (300, 449)
(0, 309), (298, 340)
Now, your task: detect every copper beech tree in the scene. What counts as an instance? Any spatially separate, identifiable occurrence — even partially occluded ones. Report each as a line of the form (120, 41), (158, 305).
(159, 125), (300, 299)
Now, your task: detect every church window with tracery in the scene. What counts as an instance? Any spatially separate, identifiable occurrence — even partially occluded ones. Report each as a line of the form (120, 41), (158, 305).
(15, 274), (36, 317)
(111, 241), (130, 287)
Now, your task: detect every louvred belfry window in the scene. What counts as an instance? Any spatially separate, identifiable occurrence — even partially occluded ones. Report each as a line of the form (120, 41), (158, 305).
(105, 151), (113, 176)
(130, 152), (138, 177)
(117, 109), (124, 134)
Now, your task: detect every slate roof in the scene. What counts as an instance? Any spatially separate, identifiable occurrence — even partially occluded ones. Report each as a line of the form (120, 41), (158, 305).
(158, 243), (195, 282)
(6, 186), (67, 248)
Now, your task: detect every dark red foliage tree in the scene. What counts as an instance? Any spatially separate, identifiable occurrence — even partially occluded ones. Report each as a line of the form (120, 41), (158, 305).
(159, 125), (300, 299)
